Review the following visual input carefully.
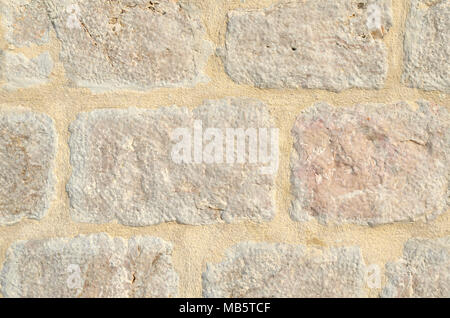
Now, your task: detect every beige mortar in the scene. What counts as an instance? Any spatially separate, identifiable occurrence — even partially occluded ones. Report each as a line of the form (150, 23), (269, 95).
(0, 0), (448, 298)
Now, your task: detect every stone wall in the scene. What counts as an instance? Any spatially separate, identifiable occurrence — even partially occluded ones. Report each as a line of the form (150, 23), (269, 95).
(0, 0), (448, 297)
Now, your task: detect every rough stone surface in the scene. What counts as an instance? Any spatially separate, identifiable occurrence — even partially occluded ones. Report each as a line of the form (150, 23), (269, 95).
(45, 0), (212, 91)
(68, 98), (277, 226)
(402, 0), (449, 93)
(382, 237), (449, 298)
(0, 233), (178, 297)
(0, 109), (56, 225)
(222, 0), (392, 91)
(0, 51), (53, 90)
(203, 243), (366, 298)
(290, 101), (449, 226)
(0, 0), (51, 46)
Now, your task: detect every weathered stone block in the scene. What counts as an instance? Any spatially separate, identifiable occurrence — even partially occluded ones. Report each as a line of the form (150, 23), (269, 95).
(0, 0), (51, 46)
(203, 243), (366, 297)
(382, 237), (449, 298)
(222, 0), (392, 91)
(1, 51), (53, 90)
(0, 233), (178, 297)
(403, 0), (449, 93)
(0, 109), (56, 225)
(68, 98), (277, 226)
(45, 0), (212, 91)
(290, 101), (449, 225)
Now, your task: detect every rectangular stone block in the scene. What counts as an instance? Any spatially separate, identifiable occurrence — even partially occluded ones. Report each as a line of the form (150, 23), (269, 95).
(402, 0), (449, 93)
(44, 0), (212, 91)
(68, 98), (277, 226)
(222, 0), (392, 91)
(0, 233), (178, 297)
(382, 237), (449, 298)
(202, 243), (366, 297)
(290, 101), (449, 226)
(0, 108), (56, 225)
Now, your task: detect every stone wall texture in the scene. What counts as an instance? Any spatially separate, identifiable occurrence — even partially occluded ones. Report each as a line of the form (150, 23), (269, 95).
(0, 0), (448, 298)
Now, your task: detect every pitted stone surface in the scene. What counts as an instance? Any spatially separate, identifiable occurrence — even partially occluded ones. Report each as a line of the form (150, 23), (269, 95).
(402, 0), (449, 93)
(0, 233), (178, 297)
(202, 243), (366, 298)
(222, 0), (392, 91)
(45, 0), (212, 91)
(290, 101), (449, 226)
(1, 51), (53, 90)
(68, 98), (277, 226)
(382, 237), (449, 298)
(0, 0), (51, 46)
(0, 109), (56, 225)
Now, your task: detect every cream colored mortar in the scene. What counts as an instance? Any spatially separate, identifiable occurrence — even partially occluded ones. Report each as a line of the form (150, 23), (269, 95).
(0, 0), (448, 298)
